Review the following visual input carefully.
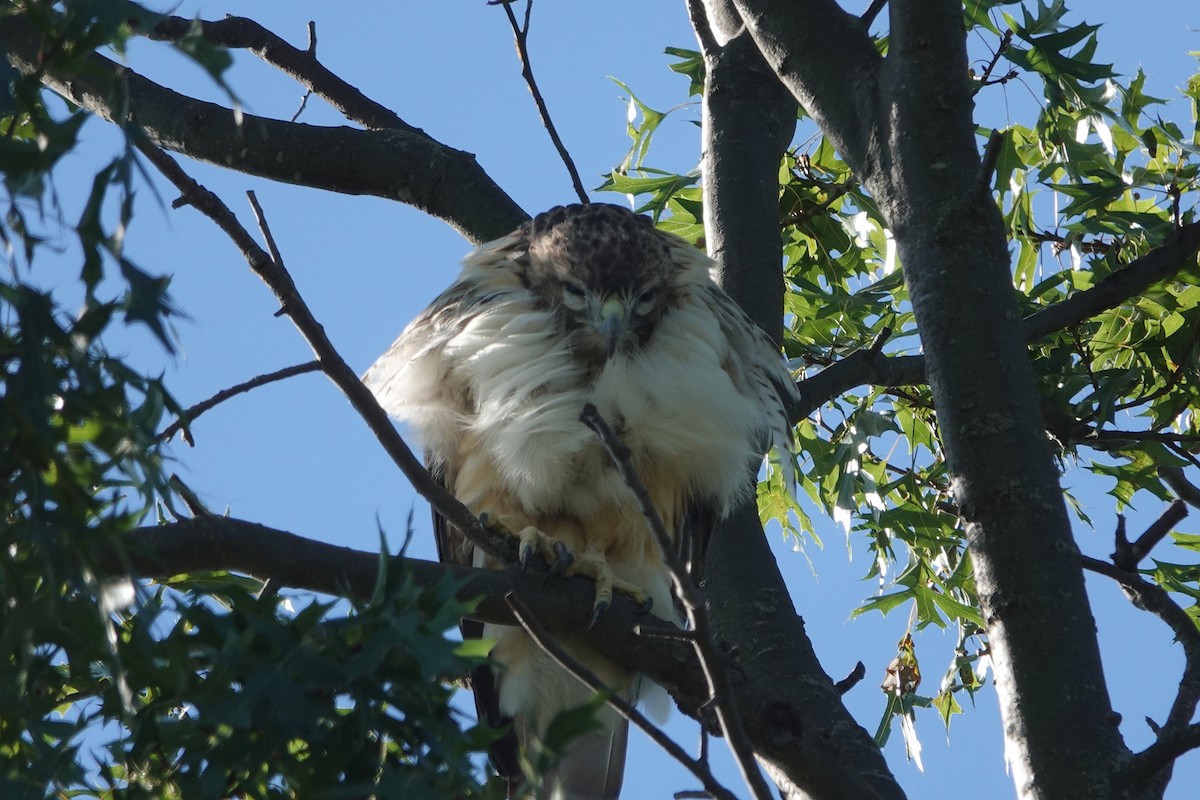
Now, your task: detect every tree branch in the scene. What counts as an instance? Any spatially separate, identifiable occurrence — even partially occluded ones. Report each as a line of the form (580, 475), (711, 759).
(145, 15), (415, 132)
(103, 516), (708, 701)
(495, 0), (589, 204)
(1080, 554), (1200, 781)
(789, 220), (1200, 424)
(1111, 499), (1187, 571)
(159, 361), (321, 445)
(691, 5), (905, 799)
(1023, 221), (1200, 341)
(580, 404), (773, 800)
(1161, 466), (1200, 509)
(0, 13), (526, 245)
(131, 138), (506, 565)
(732, 0), (884, 186)
(505, 594), (739, 800)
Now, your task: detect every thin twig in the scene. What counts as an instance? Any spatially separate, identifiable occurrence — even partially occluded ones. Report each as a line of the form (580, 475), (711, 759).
(147, 15), (416, 132)
(132, 137), (507, 563)
(835, 661), (867, 695)
(289, 90), (312, 123)
(505, 594), (739, 800)
(1126, 723), (1200, 785)
(159, 361), (321, 444)
(168, 474), (212, 519)
(247, 191), (285, 268)
(1113, 499), (1187, 570)
(1023, 227), (1114, 256)
(579, 404), (696, 607)
(496, 0), (589, 204)
(578, 404), (774, 800)
(1080, 555), (1200, 745)
(971, 29), (1014, 97)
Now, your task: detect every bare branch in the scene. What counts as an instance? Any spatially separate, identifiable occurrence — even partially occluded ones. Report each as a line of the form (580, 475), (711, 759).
(835, 661), (867, 695)
(167, 475), (213, 519)
(732, 0), (883, 185)
(1126, 723), (1200, 787)
(970, 29), (1013, 97)
(686, 0), (721, 58)
(0, 13), (526, 245)
(579, 404), (774, 800)
(505, 594), (739, 800)
(159, 361), (321, 444)
(146, 15), (415, 132)
(579, 404), (694, 606)
(1112, 499), (1188, 571)
(496, 0), (589, 204)
(791, 350), (925, 424)
(977, 128), (1006, 193)
(790, 221), (1200, 422)
(1080, 555), (1200, 739)
(131, 138), (506, 563)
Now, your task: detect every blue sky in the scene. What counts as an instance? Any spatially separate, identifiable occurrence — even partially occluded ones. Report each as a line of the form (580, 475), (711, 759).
(28, 1), (1200, 797)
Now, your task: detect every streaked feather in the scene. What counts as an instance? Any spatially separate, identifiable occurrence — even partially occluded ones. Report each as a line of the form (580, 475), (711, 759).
(365, 204), (796, 799)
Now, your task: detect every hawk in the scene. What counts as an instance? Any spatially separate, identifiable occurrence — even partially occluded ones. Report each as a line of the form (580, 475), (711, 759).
(365, 203), (795, 799)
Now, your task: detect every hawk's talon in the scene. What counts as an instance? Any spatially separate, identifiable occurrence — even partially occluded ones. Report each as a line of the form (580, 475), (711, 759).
(552, 541), (573, 570)
(479, 511), (651, 614)
(634, 595), (654, 615)
(589, 600), (610, 630)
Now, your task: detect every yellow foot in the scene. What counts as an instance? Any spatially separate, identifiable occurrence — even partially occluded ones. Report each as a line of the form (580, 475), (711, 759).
(478, 514), (652, 623)
(566, 545), (652, 625)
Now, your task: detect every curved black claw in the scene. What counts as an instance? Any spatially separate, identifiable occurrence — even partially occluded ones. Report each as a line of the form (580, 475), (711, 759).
(588, 600), (610, 630)
(520, 543), (535, 574)
(546, 540), (573, 579)
(634, 595), (654, 615)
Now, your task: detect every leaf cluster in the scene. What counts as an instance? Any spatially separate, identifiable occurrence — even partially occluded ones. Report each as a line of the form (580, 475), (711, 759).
(603, 1), (1200, 752)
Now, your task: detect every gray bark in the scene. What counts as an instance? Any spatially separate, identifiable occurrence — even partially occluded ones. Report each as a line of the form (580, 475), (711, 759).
(697, 3), (907, 797)
(733, 0), (1140, 796)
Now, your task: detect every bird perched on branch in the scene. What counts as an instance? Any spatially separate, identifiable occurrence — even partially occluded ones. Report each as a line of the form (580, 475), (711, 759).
(365, 203), (795, 799)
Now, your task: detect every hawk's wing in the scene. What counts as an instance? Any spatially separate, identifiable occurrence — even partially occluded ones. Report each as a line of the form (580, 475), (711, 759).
(367, 233), (532, 788)
(366, 210), (798, 800)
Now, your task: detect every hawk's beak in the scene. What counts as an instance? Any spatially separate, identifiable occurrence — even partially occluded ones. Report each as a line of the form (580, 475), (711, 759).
(599, 297), (627, 357)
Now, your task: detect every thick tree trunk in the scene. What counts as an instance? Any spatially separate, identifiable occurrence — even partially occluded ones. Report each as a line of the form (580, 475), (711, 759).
(731, 0), (1136, 796)
(696, 4), (907, 797)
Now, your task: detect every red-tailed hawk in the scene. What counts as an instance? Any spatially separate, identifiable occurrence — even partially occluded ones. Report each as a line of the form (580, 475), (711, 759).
(365, 203), (795, 799)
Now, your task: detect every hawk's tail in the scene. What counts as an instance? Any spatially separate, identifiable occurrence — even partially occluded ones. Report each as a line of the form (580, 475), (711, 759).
(542, 706), (630, 800)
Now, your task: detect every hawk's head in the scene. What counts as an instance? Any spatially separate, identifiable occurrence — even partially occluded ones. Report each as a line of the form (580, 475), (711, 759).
(521, 204), (677, 358)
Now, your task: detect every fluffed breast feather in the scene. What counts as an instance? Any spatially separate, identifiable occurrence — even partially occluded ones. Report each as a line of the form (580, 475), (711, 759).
(365, 226), (797, 520)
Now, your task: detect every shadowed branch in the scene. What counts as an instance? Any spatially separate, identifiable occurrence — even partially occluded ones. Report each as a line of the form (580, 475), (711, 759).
(131, 137), (506, 563)
(506, 594), (739, 800)
(159, 361), (321, 445)
(0, 13), (527, 245)
(579, 403), (775, 800)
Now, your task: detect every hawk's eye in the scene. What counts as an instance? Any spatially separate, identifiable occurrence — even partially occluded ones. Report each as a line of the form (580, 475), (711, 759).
(562, 281), (587, 310)
(633, 287), (658, 316)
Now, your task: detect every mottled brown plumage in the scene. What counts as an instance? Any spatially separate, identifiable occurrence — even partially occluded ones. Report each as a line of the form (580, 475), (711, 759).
(365, 203), (795, 799)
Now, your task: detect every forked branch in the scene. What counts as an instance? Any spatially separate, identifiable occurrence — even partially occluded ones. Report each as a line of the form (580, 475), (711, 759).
(493, 0), (589, 204)
(159, 361), (321, 445)
(579, 404), (774, 800)
(131, 137), (505, 562)
(506, 594), (738, 800)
